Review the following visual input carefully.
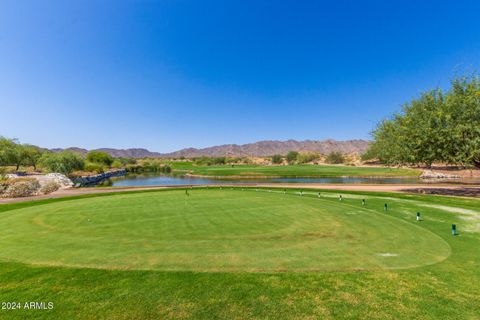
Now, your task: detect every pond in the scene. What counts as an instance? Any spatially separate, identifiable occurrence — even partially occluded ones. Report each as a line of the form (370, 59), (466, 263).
(106, 174), (479, 187)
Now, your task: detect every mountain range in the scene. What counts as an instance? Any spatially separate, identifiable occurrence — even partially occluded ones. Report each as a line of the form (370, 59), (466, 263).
(51, 139), (370, 158)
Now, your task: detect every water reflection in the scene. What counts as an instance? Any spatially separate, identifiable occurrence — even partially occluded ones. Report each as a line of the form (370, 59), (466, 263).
(108, 174), (479, 187)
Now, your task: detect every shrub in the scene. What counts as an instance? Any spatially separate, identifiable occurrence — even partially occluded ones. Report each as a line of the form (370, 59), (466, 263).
(212, 157), (226, 165)
(0, 178), (8, 195)
(111, 160), (123, 169)
(86, 151), (114, 167)
(142, 160), (162, 172)
(194, 156), (228, 166)
(297, 152), (320, 164)
(325, 152), (345, 164)
(39, 151), (85, 174)
(2, 178), (41, 198)
(271, 154), (283, 164)
(125, 164), (143, 173)
(116, 157), (137, 165)
(286, 151), (299, 164)
(40, 181), (60, 194)
(84, 162), (105, 174)
(126, 160), (171, 173)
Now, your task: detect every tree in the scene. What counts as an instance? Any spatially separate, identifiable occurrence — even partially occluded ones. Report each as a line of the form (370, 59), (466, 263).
(39, 151), (85, 174)
(0, 137), (18, 167)
(325, 152), (345, 164)
(0, 137), (26, 170)
(86, 151), (114, 167)
(366, 74), (480, 168)
(271, 154), (283, 164)
(286, 151), (299, 164)
(443, 77), (480, 168)
(22, 145), (43, 170)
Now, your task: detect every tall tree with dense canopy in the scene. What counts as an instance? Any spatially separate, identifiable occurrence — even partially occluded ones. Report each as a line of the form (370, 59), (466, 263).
(367, 75), (480, 168)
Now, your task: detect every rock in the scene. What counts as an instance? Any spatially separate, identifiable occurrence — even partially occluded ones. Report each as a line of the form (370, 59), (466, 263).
(43, 173), (74, 188)
(71, 169), (126, 186)
(420, 170), (460, 179)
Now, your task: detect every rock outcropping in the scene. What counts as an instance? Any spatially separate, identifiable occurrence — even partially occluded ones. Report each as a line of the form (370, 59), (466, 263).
(4, 173), (74, 189)
(44, 173), (74, 188)
(420, 170), (460, 179)
(72, 169), (127, 186)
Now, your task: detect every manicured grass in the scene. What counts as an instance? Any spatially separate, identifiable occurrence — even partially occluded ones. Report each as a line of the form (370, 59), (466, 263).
(0, 188), (478, 319)
(0, 189), (448, 271)
(169, 162), (420, 178)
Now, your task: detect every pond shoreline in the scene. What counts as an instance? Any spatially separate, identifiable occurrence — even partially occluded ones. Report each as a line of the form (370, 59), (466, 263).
(183, 173), (421, 179)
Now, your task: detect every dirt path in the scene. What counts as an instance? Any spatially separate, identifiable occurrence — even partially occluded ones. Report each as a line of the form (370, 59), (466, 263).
(2, 183), (480, 204)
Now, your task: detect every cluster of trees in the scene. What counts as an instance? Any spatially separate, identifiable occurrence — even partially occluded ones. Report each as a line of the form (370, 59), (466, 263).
(0, 138), (43, 170)
(271, 151), (344, 165)
(0, 138), (128, 175)
(366, 76), (480, 168)
(125, 159), (171, 173)
(0, 138), (179, 176)
(193, 156), (251, 166)
(39, 151), (85, 174)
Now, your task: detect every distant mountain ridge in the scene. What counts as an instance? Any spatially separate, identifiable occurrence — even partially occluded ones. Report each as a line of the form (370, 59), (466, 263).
(51, 139), (370, 158)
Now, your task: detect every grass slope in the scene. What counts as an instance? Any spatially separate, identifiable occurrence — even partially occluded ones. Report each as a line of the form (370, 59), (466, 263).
(170, 163), (420, 178)
(0, 188), (478, 319)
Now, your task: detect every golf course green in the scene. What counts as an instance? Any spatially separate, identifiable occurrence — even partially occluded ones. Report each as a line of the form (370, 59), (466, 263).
(0, 189), (449, 272)
(0, 188), (479, 319)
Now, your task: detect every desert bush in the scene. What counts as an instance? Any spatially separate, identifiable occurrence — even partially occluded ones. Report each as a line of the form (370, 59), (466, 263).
(297, 152), (320, 164)
(271, 154), (283, 164)
(0, 178), (8, 195)
(194, 156), (227, 166)
(111, 160), (123, 169)
(212, 157), (226, 165)
(40, 181), (60, 194)
(125, 164), (143, 173)
(142, 160), (162, 172)
(116, 157), (137, 165)
(2, 178), (41, 198)
(286, 151), (299, 164)
(325, 152), (345, 164)
(125, 160), (171, 173)
(39, 151), (85, 174)
(86, 151), (114, 167)
(84, 162), (105, 174)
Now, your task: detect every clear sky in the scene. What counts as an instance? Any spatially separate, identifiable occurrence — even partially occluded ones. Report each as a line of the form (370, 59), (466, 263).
(1, 1), (479, 152)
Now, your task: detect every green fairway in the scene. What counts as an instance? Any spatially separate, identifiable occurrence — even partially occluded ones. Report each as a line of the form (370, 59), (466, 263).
(0, 188), (478, 319)
(170, 162), (420, 177)
(0, 189), (449, 272)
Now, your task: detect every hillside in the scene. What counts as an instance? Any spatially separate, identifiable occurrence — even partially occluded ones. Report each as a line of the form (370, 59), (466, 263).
(51, 139), (370, 158)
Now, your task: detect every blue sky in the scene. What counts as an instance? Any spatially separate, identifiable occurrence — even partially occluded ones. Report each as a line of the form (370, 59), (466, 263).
(1, 0), (479, 152)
